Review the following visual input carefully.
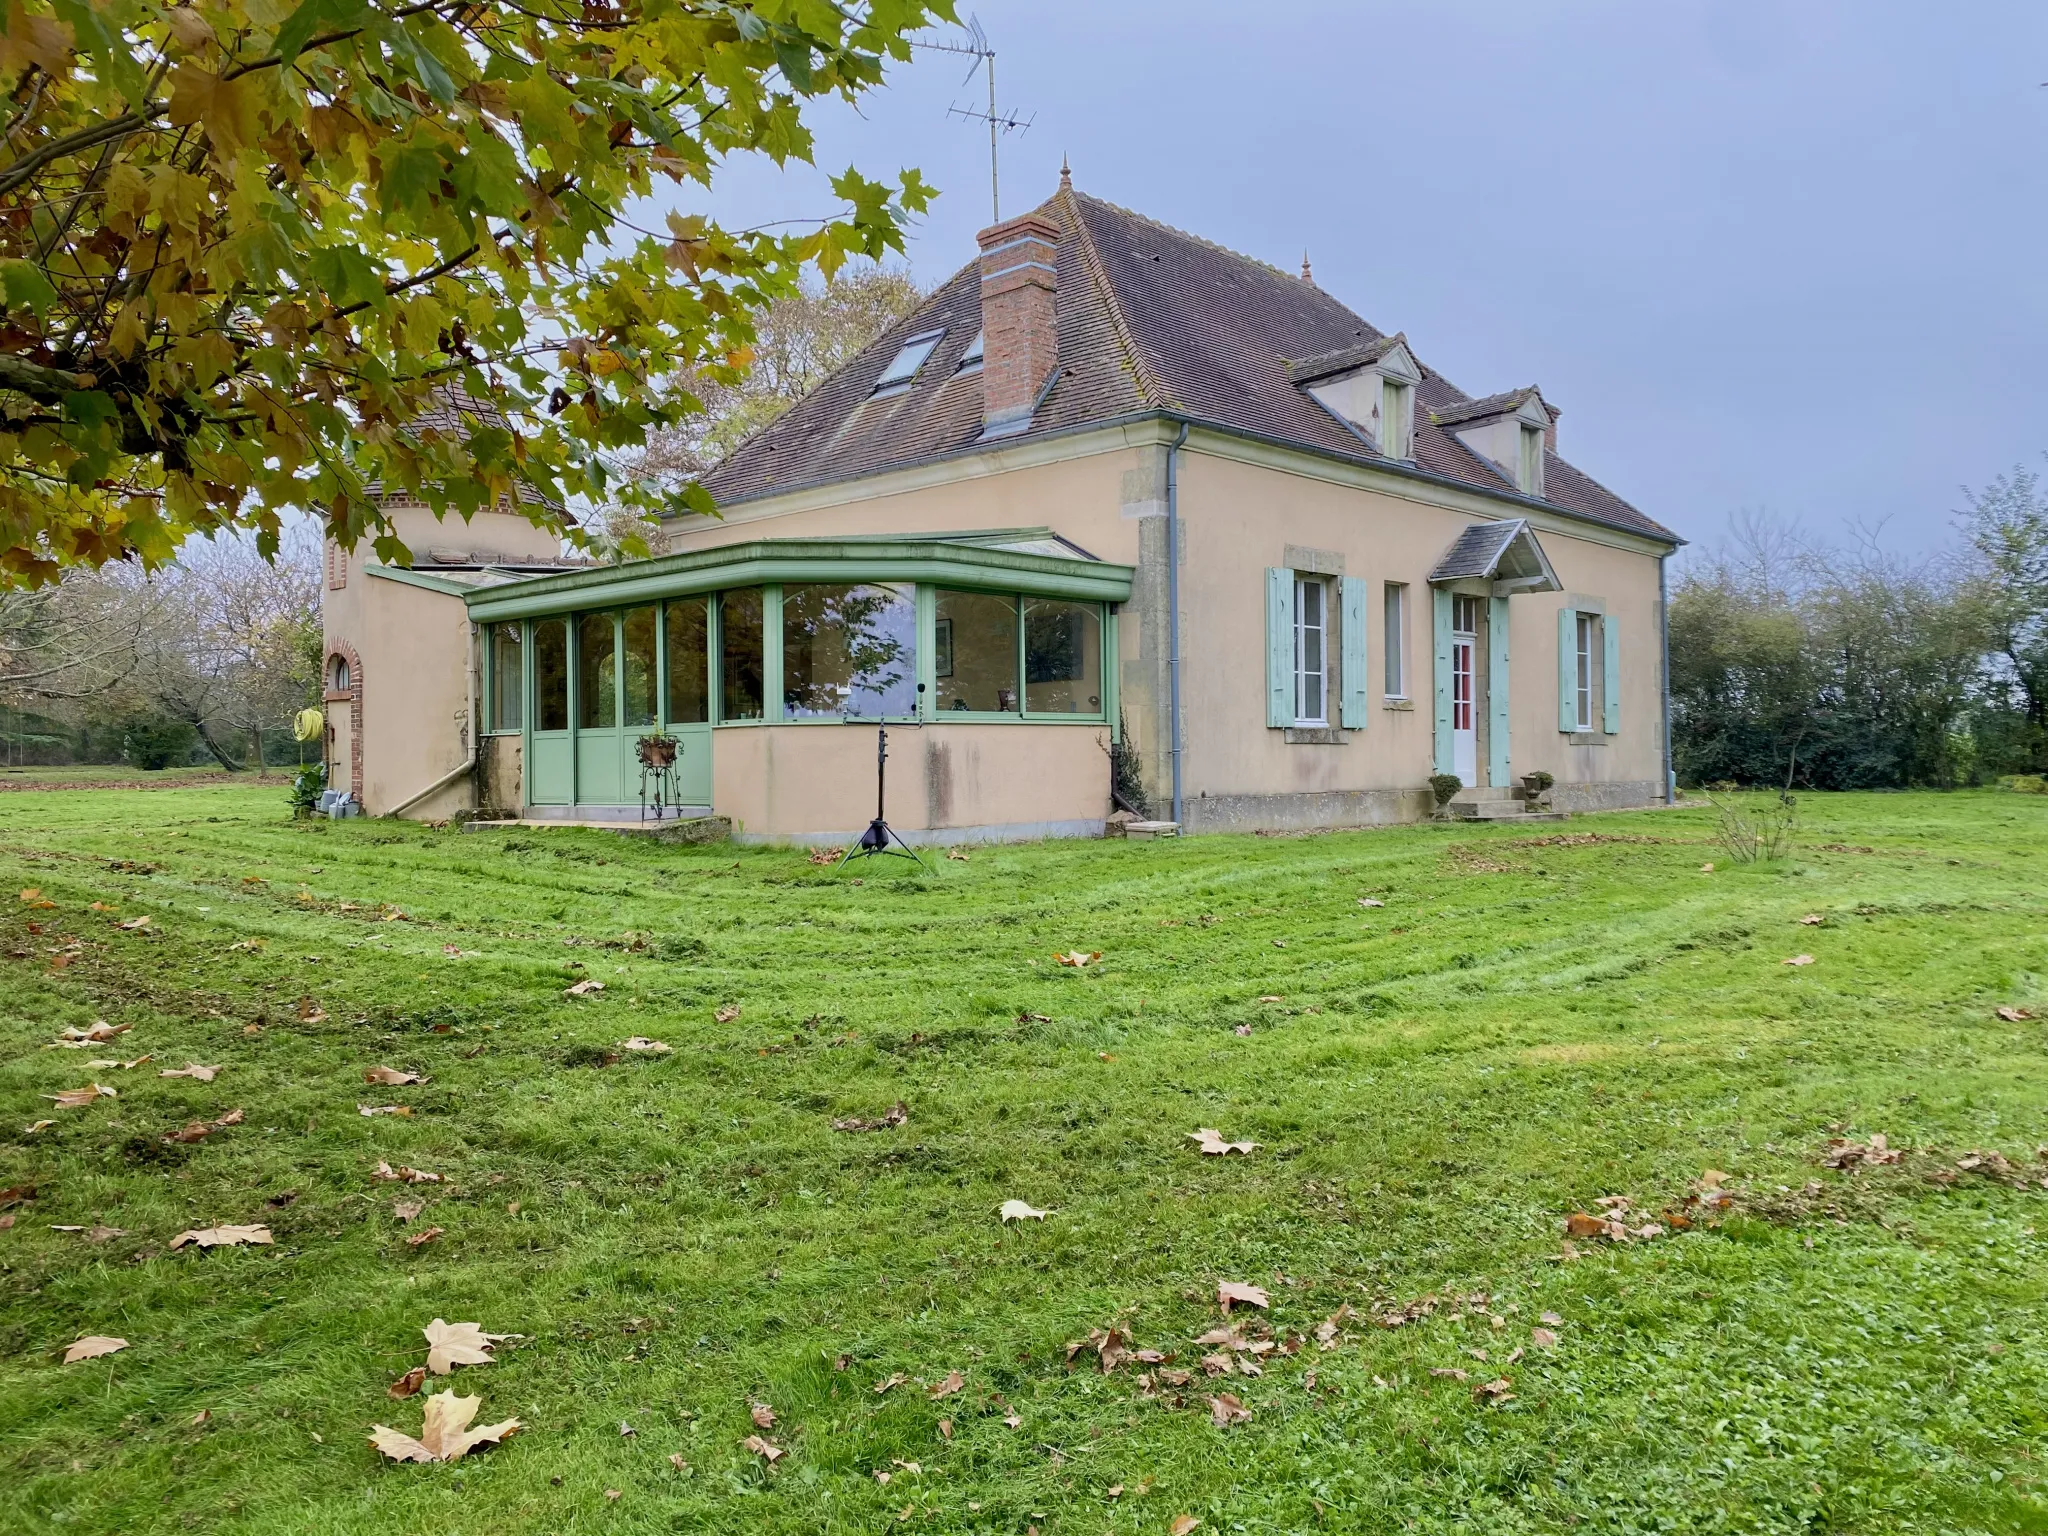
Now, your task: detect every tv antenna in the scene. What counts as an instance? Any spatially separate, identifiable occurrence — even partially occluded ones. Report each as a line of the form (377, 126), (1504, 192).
(919, 14), (1033, 223)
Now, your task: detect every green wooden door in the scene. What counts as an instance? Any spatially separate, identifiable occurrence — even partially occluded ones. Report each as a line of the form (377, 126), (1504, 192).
(528, 617), (573, 805)
(662, 597), (713, 807)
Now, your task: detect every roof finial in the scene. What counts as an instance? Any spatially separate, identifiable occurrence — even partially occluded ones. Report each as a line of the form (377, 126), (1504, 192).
(1059, 152), (1071, 189)
(1300, 250), (1314, 284)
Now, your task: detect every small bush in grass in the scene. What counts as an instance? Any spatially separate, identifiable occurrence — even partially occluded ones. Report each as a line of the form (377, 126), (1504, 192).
(1709, 790), (1799, 863)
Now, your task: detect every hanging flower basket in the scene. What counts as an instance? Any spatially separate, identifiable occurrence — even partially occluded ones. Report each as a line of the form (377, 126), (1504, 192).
(635, 732), (679, 770)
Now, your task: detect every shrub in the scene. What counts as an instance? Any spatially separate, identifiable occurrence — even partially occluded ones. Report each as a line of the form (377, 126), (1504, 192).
(1429, 773), (1463, 808)
(1709, 790), (1799, 863)
(1997, 774), (2048, 795)
(120, 714), (196, 770)
(288, 762), (327, 815)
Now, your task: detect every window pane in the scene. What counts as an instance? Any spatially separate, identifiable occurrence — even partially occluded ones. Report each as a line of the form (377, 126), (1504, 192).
(490, 624), (523, 732)
(934, 590), (1019, 713)
(875, 330), (944, 389)
(621, 606), (657, 728)
(577, 613), (618, 730)
(1383, 584), (1405, 696)
(1295, 579), (1325, 723)
(719, 589), (765, 722)
(534, 619), (568, 732)
(782, 583), (917, 718)
(664, 598), (709, 724)
(1023, 599), (1102, 715)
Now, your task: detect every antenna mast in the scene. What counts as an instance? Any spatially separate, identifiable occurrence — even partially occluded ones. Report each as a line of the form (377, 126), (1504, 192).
(917, 14), (1032, 224)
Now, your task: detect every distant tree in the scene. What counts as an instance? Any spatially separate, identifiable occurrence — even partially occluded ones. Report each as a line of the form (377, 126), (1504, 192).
(0, 0), (949, 584)
(1958, 460), (2048, 767)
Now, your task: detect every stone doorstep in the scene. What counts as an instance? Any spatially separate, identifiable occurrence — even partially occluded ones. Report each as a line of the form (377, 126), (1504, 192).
(460, 814), (732, 842)
(1122, 820), (1181, 839)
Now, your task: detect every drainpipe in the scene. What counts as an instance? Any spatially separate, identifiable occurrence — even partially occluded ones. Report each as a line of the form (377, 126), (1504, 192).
(1659, 553), (1674, 803)
(1166, 419), (1190, 827)
(387, 621), (480, 819)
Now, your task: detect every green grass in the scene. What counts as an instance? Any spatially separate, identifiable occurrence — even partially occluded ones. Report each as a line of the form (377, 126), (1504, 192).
(2, 788), (2046, 1535)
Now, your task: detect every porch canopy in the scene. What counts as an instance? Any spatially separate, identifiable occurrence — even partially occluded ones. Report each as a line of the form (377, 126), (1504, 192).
(1425, 517), (1560, 594)
(1423, 518), (1561, 791)
(461, 530), (1135, 814)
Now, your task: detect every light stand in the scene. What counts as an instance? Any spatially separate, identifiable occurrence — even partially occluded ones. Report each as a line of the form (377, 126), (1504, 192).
(836, 719), (930, 871)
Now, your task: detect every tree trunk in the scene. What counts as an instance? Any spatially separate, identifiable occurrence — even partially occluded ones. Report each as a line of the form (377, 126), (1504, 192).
(191, 716), (245, 772)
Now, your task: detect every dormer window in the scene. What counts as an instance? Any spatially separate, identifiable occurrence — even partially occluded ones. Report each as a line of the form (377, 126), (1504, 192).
(1518, 424), (1544, 497)
(955, 329), (984, 372)
(1380, 376), (1414, 461)
(1289, 334), (1421, 461)
(872, 329), (946, 394)
(1430, 386), (1554, 500)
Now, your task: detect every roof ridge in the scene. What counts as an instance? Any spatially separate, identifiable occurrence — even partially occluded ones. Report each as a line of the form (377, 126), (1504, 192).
(1051, 186), (1164, 410)
(1070, 188), (1302, 285)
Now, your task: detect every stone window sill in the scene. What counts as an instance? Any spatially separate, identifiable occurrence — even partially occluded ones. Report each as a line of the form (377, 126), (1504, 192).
(1283, 726), (1345, 745)
(323, 689), (353, 704)
(1383, 697), (1414, 712)
(1564, 731), (1608, 746)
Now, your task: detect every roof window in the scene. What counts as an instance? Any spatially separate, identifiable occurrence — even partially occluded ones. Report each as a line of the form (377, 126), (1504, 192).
(873, 329), (946, 393)
(955, 328), (984, 372)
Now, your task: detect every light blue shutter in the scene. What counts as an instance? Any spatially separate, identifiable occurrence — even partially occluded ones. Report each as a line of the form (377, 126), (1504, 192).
(1340, 575), (1368, 729)
(1488, 594), (1511, 786)
(1432, 586), (1454, 775)
(1603, 612), (1621, 735)
(1266, 568), (1293, 728)
(1557, 606), (1578, 732)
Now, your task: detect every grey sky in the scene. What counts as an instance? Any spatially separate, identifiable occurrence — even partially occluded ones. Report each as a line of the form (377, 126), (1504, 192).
(687, 1), (2047, 557)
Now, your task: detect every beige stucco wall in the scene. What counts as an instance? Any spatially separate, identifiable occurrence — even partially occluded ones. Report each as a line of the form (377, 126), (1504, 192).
(712, 720), (1110, 844)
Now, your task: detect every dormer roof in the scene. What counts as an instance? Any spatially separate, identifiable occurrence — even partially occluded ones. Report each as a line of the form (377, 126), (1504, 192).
(1429, 387), (1554, 430)
(1286, 333), (1420, 387)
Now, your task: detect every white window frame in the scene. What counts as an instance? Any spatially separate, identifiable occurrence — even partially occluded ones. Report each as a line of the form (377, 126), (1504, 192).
(873, 329), (946, 393)
(1293, 576), (1328, 726)
(1383, 581), (1408, 699)
(1575, 611), (1598, 731)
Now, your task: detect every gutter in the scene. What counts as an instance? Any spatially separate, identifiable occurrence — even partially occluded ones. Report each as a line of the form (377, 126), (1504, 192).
(1659, 554), (1674, 803)
(387, 621), (480, 819)
(1166, 419), (1190, 826)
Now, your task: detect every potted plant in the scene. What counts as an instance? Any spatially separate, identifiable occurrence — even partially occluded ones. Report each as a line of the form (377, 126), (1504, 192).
(287, 762), (326, 819)
(635, 731), (679, 770)
(1520, 769), (1554, 800)
(1428, 773), (1462, 818)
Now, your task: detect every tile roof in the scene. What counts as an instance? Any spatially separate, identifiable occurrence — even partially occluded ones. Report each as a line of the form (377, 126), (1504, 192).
(700, 185), (1676, 545)
(1430, 387), (1549, 428)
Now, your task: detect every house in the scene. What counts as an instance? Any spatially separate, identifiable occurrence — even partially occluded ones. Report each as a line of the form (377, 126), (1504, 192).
(322, 172), (1681, 838)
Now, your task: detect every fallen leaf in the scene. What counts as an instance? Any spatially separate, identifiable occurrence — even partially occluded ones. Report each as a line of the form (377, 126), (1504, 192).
(1783, 954), (1814, 967)
(1208, 1392), (1251, 1427)
(714, 1003), (741, 1023)
(23, 1119), (54, 1134)
(831, 1102), (909, 1133)
(668, 1454), (689, 1472)
(1170, 1518), (1202, 1536)
(405, 1226), (445, 1249)
(51, 1224), (126, 1241)
(54, 1021), (129, 1046)
(1531, 1327), (1559, 1349)
(749, 1402), (776, 1429)
(388, 1366), (427, 1399)
(189, 1409), (211, 1425)
(1256, 995), (1283, 1003)
(1996, 1006), (2035, 1023)
(1431, 1367), (1470, 1381)
(927, 1370), (964, 1399)
(1272, 939), (1287, 948)
(159, 1063), (219, 1082)
(296, 996), (328, 1022)
(364, 1066), (427, 1085)
(1357, 898), (1385, 908)
(1564, 1211), (1609, 1239)
(999, 1199), (1049, 1223)
(1016, 1011), (1051, 1023)
(373, 1161), (443, 1183)
(1052, 950), (1102, 967)
(215, 1108), (244, 1127)
(369, 1390), (520, 1463)
(1233, 1023), (1253, 1037)
(604, 1488), (621, 1501)
(808, 846), (842, 865)
(1003, 1411), (1022, 1428)
(442, 944), (464, 957)
(394, 1200), (424, 1222)
(358, 1105), (414, 1117)
(63, 1335), (129, 1363)
(564, 979), (606, 998)
(1474, 1376), (1516, 1404)
(1315, 1305), (1355, 1347)
(619, 1421), (636, 1437)
(1539, 1311), (1563, 1326)
(740, 1434), (783, 1462)
(1217, 1280), (1269, 1312)
(1187, 1127), (1259, 1157)
(873, 1372), (908, 1394)
(118, 915), (153, 931)
(1823, 1133), (1903, 1168)
(619, 1037), (671, 1053)
(945, 847), (970, 862)
(86, 1055), (152, 1070)
(1700, 862), (1714, 872)
(45, 1083), (116, 1108)
(938, 1417), (953, 1439)
(1798, 914), (1824, 925)
(170, 1224), (271, 1250)
(229, 937), (265, 951)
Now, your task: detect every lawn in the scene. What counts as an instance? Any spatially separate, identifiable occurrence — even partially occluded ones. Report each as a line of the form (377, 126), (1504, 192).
(1, 786), (2045, 1536)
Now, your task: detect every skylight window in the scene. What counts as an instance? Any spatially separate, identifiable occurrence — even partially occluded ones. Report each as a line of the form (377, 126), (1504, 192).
(955, 329), (984, 371)
(873, 329), (945, 392)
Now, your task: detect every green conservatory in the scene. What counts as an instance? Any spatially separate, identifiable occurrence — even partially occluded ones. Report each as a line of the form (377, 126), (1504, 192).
(461, 532), (1135, 830)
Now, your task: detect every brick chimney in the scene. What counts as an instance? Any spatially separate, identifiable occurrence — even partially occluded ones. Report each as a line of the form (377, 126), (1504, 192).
(976, 212), (1060, 438)
(1544, 403), (1560, 456)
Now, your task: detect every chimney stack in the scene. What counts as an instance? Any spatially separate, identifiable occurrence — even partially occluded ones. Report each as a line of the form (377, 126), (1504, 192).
(976, 212), (1060, 438)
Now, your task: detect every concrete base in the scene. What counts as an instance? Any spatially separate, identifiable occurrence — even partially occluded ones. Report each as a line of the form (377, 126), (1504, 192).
(1180, 787), (1432, 834)
(517, 804), (715, 824)
(734, 816), (1106, 848)
(1550, 779), (1661, 814)
(462, 815), (732, 843)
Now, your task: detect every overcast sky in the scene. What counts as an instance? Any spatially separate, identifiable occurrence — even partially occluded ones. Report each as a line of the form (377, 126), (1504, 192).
(688, 1), (2048, 558)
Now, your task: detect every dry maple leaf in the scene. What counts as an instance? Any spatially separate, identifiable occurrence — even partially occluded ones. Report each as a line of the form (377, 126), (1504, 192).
(296, 996), (329, 1022)
(1052, 950), (1102, 968)
(872, 1372), (907, 1394)
(86, 1055), (151, 1070)
(1217, 1280), (1270, 1312)
(1531, 1327), (1559, 1349)
(63, 1334), (129, 1363)
(750, 1402), (776, 1429)
(358, 1105), (413, 1117)
(620, 1037), (672, 1054)
(1783, 954), (1815, 967)
(1798, 914), (1824, 925)
(406, 1226), (445, 1249)
(45, 1083), (116, 1108)
(927, 1370), (964, 1399)
(668, 1454), (689, 1472)
(1996, 1006), (2035, 1023)
(364, 1066), (428, 1085)
(1564, 1211), (1608, 1239)
(714, 1003), (741, 1023)
(1430, 1366), (1470, 1381)
(388, 1366), (427, 1399)
(1474, 1377), (1516, 1404)
(831, 1102), (908, 1133)
(118, 915), (153, 931)
(1187, 1127), (1258, 1156)
(373, 1161), (443, 1183)
(999, 1199), (1049, 1223)
(740, 1434), (784, 1463)
(159, 1064), (218, 1082)
(1823, 1133), (1903, 1168)
(1208, 1392), (1251, 1428)
(369, 1390), (521, 1463)
(1315, 1305), (1354, 1348)
(170, 1224), (271, 1250)
(1170, 1518), (1202, 1536)
(1539, 1311), (1563, 1326)
(55, 1021), (129, 1046)
(393, 1200), (424, 1223)
(563, 979), (605, 998)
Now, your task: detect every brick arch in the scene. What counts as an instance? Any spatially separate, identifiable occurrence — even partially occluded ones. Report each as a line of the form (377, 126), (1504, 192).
(324, 640), (364, 796)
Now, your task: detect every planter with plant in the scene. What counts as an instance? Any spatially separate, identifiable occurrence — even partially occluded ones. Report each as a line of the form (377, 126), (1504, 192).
(288, 762), (327, 819)
(635, 732), (679, 770)
(1429, 773), (1463, 817)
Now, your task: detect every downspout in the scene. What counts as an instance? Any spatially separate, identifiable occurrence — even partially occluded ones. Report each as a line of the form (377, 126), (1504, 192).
(387, 620), (479, 819)
(1166, 419), (1190, 827)
(1659, 553), (1674, 803)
